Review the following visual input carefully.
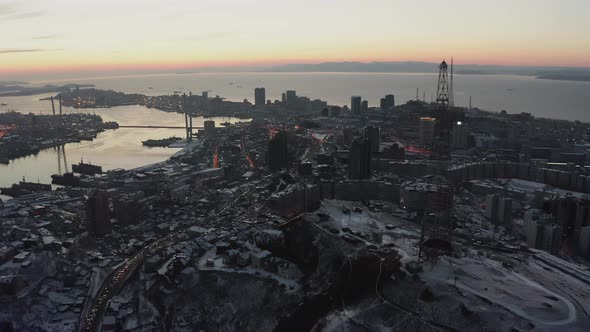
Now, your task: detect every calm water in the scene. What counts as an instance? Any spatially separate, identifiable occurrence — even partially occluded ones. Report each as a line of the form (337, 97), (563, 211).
(14, 72), (590, 122)
(1, 72), (589, 188)
(0, 101), (246, 187)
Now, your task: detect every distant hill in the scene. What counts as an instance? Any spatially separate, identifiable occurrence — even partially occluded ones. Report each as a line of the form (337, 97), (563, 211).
(263, 61), (590, 79)
(536, 74), (590, 82)
(534, 69), (590, 82)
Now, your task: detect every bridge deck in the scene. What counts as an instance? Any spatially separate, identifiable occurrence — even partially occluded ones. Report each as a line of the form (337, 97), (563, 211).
(118, 125), (204, 129)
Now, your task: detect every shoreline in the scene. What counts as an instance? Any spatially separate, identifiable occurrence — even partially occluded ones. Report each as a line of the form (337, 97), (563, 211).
(2, 73), (588, 122)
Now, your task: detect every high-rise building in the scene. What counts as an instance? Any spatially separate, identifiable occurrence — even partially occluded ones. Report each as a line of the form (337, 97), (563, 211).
(523, 210), (562, 254)
(254, 87), (266, 107)
(286, 90), (297, 103)
(485, 194), (512, 225)
(361, 100), (368, 113)
(351, 96), (362, 115)
(349, 138), (371, 179)
(86, 191), (111, 236)
(451, 121), (469, 149)
(380, 94), (395, 110)
(484, 194), (498, 222)
(556, 197), (578, 247)
(419, 117), (436, 146)
(498, 196), (512, 225)
(524, 210), (544, 248)
(542, 224), (563, 255)
(579, 226), (590, 258)
(364, 126), (380, 153)
(574, 199), (590, 243)
(268, 131), (289, 170)
(202, 91), (209, 111)
(204, 120), (216, 137)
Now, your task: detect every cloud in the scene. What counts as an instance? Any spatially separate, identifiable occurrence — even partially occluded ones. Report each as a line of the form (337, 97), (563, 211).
(186, 31), (234, 41)
(0, 49), (44, 54)
(1, 10), (45, 20)
(33, 34), (62, 40)
(0, 3), (17, 15)
(0, 2), (44, 21)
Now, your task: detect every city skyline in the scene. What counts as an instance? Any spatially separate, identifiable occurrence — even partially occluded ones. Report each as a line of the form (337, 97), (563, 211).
(3, 1), (590, 328)
(1, 0), (590, 75)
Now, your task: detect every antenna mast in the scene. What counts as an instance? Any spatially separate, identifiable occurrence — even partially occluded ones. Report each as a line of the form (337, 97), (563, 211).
(436, 60), (450, 106)
(449, 57), (455, 107)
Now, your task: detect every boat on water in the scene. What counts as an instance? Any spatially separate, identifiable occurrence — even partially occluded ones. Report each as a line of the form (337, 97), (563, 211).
(142, 137), (182, 147)
(51, 172), (81, 186)
(0, 178), (52, 197)
(72, 159), (102, 175)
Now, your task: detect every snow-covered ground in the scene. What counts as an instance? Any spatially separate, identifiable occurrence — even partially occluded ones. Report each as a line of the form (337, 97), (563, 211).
(196, 248), (301, 291)
(316, 200), (421, 261)
(422, 255), (585, 327)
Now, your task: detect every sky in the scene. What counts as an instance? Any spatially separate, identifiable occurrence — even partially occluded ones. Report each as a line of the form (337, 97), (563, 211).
(1, 0), (589, 75)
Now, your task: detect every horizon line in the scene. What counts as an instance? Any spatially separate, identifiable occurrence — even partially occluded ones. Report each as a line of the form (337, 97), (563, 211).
(2, 59), (590, 77)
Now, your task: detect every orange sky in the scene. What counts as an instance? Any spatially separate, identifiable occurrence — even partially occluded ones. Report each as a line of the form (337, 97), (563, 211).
(1, 0), (589, 75)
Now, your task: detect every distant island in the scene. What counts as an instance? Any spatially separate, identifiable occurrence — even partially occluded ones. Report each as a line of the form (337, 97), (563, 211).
(0, 83), (95, 97)
(0, 80), (27, 86)
(262, 61), (590, 80)
(535, 74), (590, 82)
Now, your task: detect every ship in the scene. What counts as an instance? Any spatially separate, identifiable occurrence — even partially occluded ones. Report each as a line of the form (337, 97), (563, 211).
(0, 178), (52, 197)
(142, 137), (181, 147)
(72, 159), (102, 175)
(51, 172), (81, 186)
